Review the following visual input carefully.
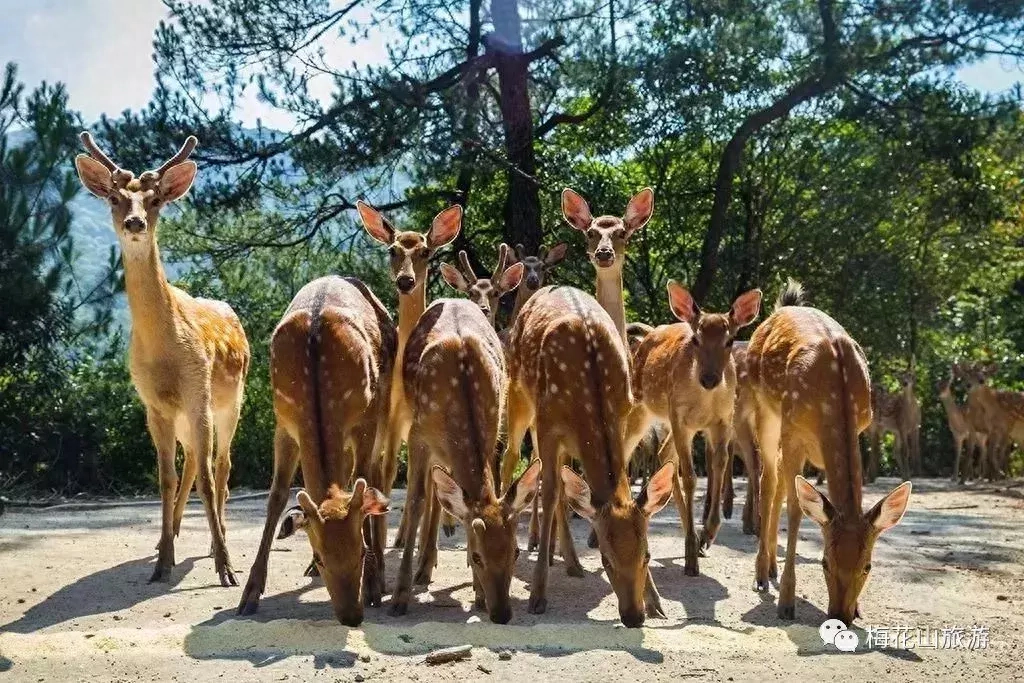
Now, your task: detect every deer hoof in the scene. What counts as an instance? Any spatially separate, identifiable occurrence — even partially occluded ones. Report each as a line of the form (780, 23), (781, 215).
(414, 566), (433, 586)
(528, 595), (547, 615)
(148, 564), (173, 584)
(754, 579), (769, 592)
(565, 563), (585, 578)
(303, 560), (320, 578)
(527, 538), (539, 552)
(683, 558), (699, 577)
(768, 563), (778, 580)
(389, 601), (409, 617)
(777, 603), (795, 620)
(475, 594), (486, 609)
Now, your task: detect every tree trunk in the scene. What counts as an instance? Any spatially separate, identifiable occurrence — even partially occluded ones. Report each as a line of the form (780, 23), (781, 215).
(489, 0), (543, 255)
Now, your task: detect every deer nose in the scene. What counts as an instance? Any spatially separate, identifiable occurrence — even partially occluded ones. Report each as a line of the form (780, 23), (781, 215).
(396, 275), (415, 293)
(489, 605), (512, 624)
(620, 609), (645, 628)
(526, 274), (541, 290)
(595, 248), (614, 265)
(123, 216), (146, 234)
(699, 373), (720, 390)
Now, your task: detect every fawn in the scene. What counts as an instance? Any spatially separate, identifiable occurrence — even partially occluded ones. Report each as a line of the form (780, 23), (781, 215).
(937, 368), (972, 483)
(75, 132), (249, 585)
(506, 285), (674, 627)
(393, 298), (540, 622)
(625, 282), (762, 575)
(237, 277), (393, 623)
(745, 285), (911, 622)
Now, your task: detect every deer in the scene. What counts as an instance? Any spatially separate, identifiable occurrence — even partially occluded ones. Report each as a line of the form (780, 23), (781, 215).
(237, 277), (393, 623)
(745, 283), (912, 622)
(623, 282), (763, 576)
(392, 297), (541, 622)
(509, 242), (569, 320)
(439, 243), (525, 326)
(865, 366), (920, 481)
(723, 340), (761, 535)
(506, 285), (675, 627)
(357, 201), (461, 559)
(74, 132), (249, 585)
(961, 362), (1024, 479)
(937, 368), (972, 483)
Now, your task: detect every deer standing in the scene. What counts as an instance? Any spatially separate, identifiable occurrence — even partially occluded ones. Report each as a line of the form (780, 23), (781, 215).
(509, 242), (569, 322)
(723, 340), (761, 535)
(237, 277), (393, 623)
(746, 288), (912, 622)
(962, 362), (1024, 479)
(624, 282), (763, 575)
(439, 244), (525, 326)
(865, 367), (920, 481)
(392, 297), (541, 621)
(506, 285), (674, 627)
(75, 132), (248, 585)
(357, 201), (461, 557)
(937, 368), (972, 483)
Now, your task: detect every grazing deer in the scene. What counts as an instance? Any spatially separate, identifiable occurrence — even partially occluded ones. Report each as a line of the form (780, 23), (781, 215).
(74, 132), (249, 585)
(937, 368), (972, 483)
(961, 362), (1024, 479)
(238, 277), (393, 623)
(439, 244), (525, 325)
(506, 285), (674, 627)
(865, 367), (920, 481)
(392, 298), (541, 621)
(746, 287), (912, 622)
(357, 201), (462, 554)
(624, 282), (762, 575)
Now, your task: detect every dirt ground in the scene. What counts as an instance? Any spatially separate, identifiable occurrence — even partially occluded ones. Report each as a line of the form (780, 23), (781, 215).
(2, 477), (1023, 682)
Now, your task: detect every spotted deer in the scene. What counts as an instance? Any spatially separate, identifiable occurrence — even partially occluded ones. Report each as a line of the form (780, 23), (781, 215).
(746, 288), (912, 622)
(509, 242), (569, 320)
(357, 201), (462, 555)
(961, 362), (1024, 479)
(392, 298), (541, 622)
(506, 285), (674, 627)
(439, 244), (525, 325)
(866, 367), (920, 481)
(237, 277), (393, 623)
(623, 282), (763, 575)
(937, 368), (972, 483)
(74, 132), (249, 585)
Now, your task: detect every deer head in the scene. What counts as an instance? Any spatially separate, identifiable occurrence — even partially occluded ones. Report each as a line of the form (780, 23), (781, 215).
(561, 462), (674, 628)
(937, 369), (954, 397)
(561, 188), (653, 271)
(796, 476), (911, 624)
(666, 282), (763, 390)
(358, 201), (462, 295)
(440, 244), (525, 323)
(75, 132), (198, 253)
(431, 460), (541, 624)
(511, 242), (568, 291)
(281, 480), (389, 626)
(960, 361), (998, 389)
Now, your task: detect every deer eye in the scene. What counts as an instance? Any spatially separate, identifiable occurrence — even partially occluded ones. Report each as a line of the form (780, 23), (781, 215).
(419, 247), (430, 258)
(613, 228), (625, 239)
(472, 552), (483, 566)
(388, 245), (399, 257)
(108, 195), (119, 206)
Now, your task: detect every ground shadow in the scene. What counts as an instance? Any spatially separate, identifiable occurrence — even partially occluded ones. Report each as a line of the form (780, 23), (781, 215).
(1, 555), (200, 633)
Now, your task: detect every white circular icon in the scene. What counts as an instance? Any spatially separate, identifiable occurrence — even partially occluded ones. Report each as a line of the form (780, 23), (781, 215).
(819, 618), (846, 645)
(834, 629), (860, 652)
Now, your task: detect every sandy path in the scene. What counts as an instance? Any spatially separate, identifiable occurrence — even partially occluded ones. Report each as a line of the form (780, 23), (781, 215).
(2, 477), (1023, 682)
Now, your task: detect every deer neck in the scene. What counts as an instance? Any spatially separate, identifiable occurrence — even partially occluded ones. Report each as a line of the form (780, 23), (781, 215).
(938, 392), (960, 420)
(595, 266), (627, 348)
(396, 283), (427, 355)
(511, 285), (534, 322)
(121, 237), (176, 348)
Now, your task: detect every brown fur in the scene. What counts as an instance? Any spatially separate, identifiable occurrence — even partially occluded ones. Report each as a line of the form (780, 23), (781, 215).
(865, 369), (920, 481)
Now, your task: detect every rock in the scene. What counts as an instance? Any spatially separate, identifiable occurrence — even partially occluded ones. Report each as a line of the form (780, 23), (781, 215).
(498, 650), (513, 661)
(354, 675), (365, 682)
(360, 654), (371, 662)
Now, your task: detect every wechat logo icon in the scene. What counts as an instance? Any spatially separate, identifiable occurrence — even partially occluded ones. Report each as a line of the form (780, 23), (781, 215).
(819, 618), (859, 652)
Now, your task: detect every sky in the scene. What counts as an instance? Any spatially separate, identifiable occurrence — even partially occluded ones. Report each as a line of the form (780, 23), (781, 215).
(1, 0), (1021, 127)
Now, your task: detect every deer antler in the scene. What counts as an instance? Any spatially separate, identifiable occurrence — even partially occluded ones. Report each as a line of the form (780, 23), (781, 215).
(79, 132), (119, 172)
(152, 135), (198, 176)
(514, 243), (527, 261)
(491, 243), (510, 282)
(457, 250), (477, 282)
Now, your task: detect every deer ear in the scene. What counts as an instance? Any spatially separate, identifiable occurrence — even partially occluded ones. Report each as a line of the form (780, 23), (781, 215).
(440, 263), (469, 292)
(730, 289), (763, 329)
(666, 280), (700, 326)
(544, 242), (568, 267)
(295, 490), (325, 529)
(867, 481), (912, 533)
(158, 161), (198, 203)
(641, 462), (674, 517)
(623, 187), (654, 236)
(560, 466), (596, 520)
(431, 465), (470, 519)
(497, 262), (524, 294)
(75, 155), (114, 198)
(360, 486), (390, 517)
(795, 476), (834, 527)
(428, 205), (462, 249)
(505, 459), (541, 517)
(276, 505), (307, 539)
(357, 200), (395, 245)
(561, 188), (593, 232)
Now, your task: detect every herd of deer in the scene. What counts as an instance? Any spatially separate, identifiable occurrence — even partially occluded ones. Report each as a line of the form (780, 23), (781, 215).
(72, 133), (1022, 632)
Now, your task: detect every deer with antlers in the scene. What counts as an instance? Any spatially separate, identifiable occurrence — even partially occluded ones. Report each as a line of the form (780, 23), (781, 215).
(74, 132), (249, 585)
(391, 297), (541, 621)
(506, 285), (674, 627)
(357, 201), (461, 561)
(238, 277), (393, 623)
(623, 282), (763, 575)
(745, 283), (912, 622)
(439, 243), (525, 326)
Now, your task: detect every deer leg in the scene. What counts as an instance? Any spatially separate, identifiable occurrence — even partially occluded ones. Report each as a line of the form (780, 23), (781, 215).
(378, 423), (406, 549)
(951, 433), (963, 483)
(722, 442), (735, 521)
(148, 409), (178, 584)
(212, 395), (242, 553)
(556, 475), (584, 577)
(238, 427), (299, 615)
(867, 430), (880, 483)
(671, 426), (700, 576)
(754, 411), (781, 591)
(501, 396), (531, 494)
(528, 427), (559, 615)
(187, 399), (236, 587)
(172, 447), (197, 541)
(390, 432), (428, 616)
(699, 426), (729, 552)
(414, 468), (442, 586)
(737, 420), (760, 536)
(528, 486), (541, 552)
(777, 454), (805, 620)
